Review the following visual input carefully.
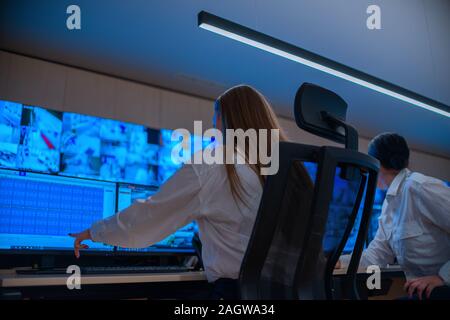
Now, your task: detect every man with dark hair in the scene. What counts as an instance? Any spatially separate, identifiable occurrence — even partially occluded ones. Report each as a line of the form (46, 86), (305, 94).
(339, 133), (450, 300)
(368, 132), (410, 174)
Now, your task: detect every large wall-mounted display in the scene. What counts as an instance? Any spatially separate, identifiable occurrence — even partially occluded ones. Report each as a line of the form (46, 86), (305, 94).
(0, 100), (208, 185)
(0, 99), (208, 253)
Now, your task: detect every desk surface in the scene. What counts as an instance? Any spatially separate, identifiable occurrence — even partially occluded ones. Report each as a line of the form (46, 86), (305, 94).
(0, 269), (207, 288)
(1, 265), (404, 288)
(333, 264), (403, 276)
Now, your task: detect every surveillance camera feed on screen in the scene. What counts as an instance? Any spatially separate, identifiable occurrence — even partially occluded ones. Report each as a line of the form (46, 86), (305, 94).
(0, 99), (211, 253)
(0, 102), (62, 173)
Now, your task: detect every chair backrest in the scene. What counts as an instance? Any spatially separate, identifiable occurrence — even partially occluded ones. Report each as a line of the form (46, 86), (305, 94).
(239, 143), (315, 299)
(239, 83), (379, 300)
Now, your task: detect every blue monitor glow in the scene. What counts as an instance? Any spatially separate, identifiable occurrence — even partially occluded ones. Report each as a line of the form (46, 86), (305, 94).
(157, 128), (213, 184)
(157, 129), (184, 184)
(0, 103), (63, 173)
(116, 183), (197, 253)
(61, 112), (161, 185)
(117, 183), (159, 212)
(60, 112), (102, 179)
(303, 162), (384, 253)
(0, 100), (22, 168)
(0, 168), (116, 251)
(18, 106), (63, 173)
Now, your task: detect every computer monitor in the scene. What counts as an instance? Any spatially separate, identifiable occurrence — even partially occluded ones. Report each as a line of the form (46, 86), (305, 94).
(0, 102), (63, 173)
(116, 182), (197, 253)
(1, 100), (212, 187)
(60, 112), (161, 185)
(117, 182), (158, 212)
(0, 168), (116, 252)
(0, 100), (22, 169)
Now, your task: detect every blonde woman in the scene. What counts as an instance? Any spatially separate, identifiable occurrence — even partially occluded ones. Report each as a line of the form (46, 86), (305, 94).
(69, 85), (296, 299)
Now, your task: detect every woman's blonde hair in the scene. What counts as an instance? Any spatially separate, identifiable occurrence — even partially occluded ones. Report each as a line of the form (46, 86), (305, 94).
(215, 84), (288, 206)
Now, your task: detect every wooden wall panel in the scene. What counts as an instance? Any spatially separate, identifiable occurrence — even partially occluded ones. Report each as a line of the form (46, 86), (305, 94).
(63, 68), (116, 119)
(0, 51), (11, 100)
(113, 79), (161, 128)
(160, 90), (213, 132)
(7, 54), (66, 109)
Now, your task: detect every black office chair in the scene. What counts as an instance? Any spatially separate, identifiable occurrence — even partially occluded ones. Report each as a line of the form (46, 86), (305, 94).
(239, 83), (379, 300)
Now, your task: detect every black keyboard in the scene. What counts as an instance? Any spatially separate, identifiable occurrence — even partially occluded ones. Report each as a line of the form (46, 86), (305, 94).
(15, 265), (192, 275)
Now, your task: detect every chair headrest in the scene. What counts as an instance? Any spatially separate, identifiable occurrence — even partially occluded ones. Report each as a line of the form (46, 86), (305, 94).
(294, 83), (349, 145)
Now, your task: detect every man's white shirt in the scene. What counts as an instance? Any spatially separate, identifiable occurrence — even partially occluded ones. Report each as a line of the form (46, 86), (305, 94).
(358, 169), (450, 284)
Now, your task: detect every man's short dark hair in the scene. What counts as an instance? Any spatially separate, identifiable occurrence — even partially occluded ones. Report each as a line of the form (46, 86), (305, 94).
(368, 133), (410, 170)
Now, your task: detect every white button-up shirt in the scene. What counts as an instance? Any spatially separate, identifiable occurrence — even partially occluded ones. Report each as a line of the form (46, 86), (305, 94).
(90, 162), (263, 282)
(359, 168), (450, 285)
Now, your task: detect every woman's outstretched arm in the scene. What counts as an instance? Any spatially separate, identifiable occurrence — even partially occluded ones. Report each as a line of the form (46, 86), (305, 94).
(69, 164), (202, 257)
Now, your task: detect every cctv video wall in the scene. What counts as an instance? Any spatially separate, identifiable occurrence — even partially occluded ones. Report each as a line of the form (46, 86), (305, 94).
(0, 100), (207, 186)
